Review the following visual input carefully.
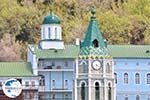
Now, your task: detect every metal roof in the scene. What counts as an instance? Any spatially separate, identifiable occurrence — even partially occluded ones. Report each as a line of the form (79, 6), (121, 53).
(108, 45), (150, 58)
(0, 62), (33, 76)
(28, 44), (150, 59)
(28, 44), (80, 59)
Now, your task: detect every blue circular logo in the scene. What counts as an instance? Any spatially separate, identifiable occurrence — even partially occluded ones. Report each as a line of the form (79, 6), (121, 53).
(2, 78), (22, 98)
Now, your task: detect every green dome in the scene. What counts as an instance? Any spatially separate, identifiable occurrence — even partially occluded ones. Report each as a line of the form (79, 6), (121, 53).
(43, 12), (61, 24)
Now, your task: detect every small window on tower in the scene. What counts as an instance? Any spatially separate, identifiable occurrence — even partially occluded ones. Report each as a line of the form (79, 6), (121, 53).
(92, 39), (99, 48)
(48, 27), (51, 39)
(55, 28), (57, 39)
(25, 81), (29, 87)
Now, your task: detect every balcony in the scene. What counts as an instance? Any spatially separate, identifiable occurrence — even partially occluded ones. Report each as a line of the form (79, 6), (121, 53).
(39, 98), (72, 100)
(38, 66), (73, 72)
(22, 85), (39, 90)
(39, 86), (72, 92)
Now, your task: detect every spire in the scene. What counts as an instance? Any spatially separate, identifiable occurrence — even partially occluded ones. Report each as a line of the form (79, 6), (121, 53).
(81, 7), (106, 48)
(80, 8), (108, 56)
(91, 7), (96, 19)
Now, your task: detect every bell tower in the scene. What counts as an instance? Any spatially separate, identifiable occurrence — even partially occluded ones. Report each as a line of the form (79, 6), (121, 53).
(74, 8), (116, 100)
(40, 12), (64, 49)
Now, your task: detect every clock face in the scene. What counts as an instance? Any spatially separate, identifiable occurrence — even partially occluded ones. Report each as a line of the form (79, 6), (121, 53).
(92, 60), (102, 70)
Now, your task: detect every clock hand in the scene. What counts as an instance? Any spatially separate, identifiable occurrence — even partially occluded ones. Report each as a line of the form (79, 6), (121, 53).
(96, 64), (99, 67)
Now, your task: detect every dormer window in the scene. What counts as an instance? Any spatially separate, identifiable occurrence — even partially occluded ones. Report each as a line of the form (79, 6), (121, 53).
(93, 39), (99, 48)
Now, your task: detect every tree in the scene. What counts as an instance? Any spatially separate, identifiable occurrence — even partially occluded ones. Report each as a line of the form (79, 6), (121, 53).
(0, 34), (22, 61)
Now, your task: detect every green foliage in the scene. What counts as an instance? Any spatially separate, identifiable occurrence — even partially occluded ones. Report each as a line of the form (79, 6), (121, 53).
(0, 0), (150, 61)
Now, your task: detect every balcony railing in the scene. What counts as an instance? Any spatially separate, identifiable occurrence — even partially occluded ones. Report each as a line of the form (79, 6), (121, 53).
(39, 86), (72, 92)
(22, 85), (39, 90)
(38, 98), (72, 100)
(38, 66), (73, 71)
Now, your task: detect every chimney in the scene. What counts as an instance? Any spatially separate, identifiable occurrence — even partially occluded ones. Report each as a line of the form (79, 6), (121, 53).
(76, 38), (80, 46)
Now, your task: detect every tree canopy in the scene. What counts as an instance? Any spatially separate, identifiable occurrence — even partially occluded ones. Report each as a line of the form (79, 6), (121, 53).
(0, 0), (150, 61)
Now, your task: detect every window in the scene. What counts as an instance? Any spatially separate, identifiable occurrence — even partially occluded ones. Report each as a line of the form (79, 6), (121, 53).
(31, 81), (35, 87)
(135, 73), (140, 84)
(52, 94), (55, 99)
(39, 75), (45, 86)
(52, 61), (55, 66)
(92, 39), (99, 48)
(148, 96), (150, 100)
(81, 82), (85, 100)
(65, 80), (68, 87)
(65, 94), (68, 99)
(147, 73), (150, 84)
(0, 81), (2, 86)
(108, 83), (111, 100)
(55, 28), (57, 39)
(148, 62), (150, 66)
(106, 63), (111, 73)
(136, 95), (140, 100)
(43, 28), (45, 38)
(65, 61), (68, 67)
(125, 96), (128, 100)
(26, 91), (30, 99)
(95, 82), (100, 100)
(124, 73), (128, 84)
(39, 95), (44, 100)
(48, 27), (51, 39)
(25, 81), (29, 87)
(114, 73), (117, 84)
(52, 80), (55, 87)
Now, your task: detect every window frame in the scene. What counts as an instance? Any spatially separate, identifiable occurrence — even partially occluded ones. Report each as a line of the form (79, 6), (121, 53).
(136, 95), (140, 100)
(25, 81), (29, 87)
(147, 73), (150, 84)
(135, 73), (140, 84)
(48, 27), (51, 39)
(95, 82), (100, 100)
(124, 73), (129, 84)
(114, 73), (117, 84)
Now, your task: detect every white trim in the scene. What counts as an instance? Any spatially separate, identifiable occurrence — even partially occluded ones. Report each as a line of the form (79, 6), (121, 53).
(79, 60), (87, 65)
(93, 80), (101, 87)
(79, 80), (87, 87)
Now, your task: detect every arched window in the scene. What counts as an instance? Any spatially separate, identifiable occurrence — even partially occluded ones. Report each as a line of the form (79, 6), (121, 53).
(39, 75), (45, 86)
(92, 39), (99, 48)
(108, 83), (111, 100)
(148, 95), (150, 100)
(124, 73), (128, 84)
(52, 94), (55, 99)
(81, 82), (85, 100)
(43, 28), (45, 38)
(125, 96), (128, 100)
(48, 27), (51, 39)
(55, 27), (57, 39)
(106, 63), (111, 73)
(95, 82), (100, 100)
(136, 95), (140, 100)
(135, 73), (140, 84)
(52, 80), (55, 88)
(65, 94), (68, 99)
(114, 73), (117, 84)
(147, 73), (150, 84)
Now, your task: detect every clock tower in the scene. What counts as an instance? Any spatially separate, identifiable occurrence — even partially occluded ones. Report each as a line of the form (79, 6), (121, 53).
(74, 8), (116, 100)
